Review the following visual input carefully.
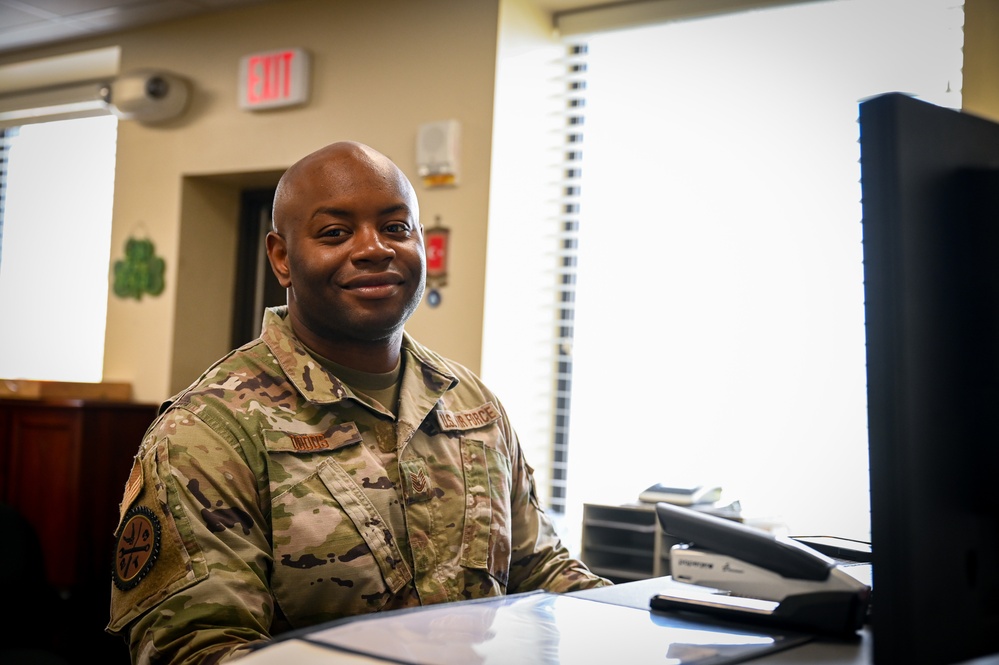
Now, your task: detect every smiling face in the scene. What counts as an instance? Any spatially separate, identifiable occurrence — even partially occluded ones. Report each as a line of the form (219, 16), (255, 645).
(266, 141), (425, 366)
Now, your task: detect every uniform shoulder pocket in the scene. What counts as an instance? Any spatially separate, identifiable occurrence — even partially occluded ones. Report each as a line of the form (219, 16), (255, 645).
(108, 443), (205, 632)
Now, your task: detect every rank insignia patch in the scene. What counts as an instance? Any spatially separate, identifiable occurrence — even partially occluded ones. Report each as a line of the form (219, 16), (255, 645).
(113, 505), (161, 591)
(401, 459), (432, 504)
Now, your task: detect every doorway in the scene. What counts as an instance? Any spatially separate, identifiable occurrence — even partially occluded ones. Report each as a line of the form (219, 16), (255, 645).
(231, 187), (284, 347)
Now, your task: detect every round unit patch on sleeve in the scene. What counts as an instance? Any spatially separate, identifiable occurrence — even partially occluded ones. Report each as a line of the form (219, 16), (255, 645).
(113, 505), (161, 591)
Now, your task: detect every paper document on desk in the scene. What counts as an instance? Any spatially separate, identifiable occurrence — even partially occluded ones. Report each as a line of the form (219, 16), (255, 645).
(302, 591), (809, 665)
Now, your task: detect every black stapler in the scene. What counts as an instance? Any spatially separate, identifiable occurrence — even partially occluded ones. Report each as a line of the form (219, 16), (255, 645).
(650, 502), (871, 638)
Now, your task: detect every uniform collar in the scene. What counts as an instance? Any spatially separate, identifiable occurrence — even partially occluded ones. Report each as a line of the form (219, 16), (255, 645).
(260, 306), (458, 405)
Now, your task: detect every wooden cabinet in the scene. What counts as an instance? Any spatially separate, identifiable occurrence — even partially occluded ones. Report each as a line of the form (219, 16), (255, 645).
(0, 397), (158, 663)
(0, 398), (158, 591)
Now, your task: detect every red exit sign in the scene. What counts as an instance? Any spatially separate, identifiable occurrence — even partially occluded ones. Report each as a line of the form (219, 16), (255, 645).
(238, 48), (311, 110)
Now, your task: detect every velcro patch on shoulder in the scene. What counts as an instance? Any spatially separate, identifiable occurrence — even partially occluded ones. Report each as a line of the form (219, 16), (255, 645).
(435, 402), (500, 432)
(113, 506), (161, 591)
(263, 422), (363, 453)
(108, 445), (207, 634)
(118, 457), (144, 526)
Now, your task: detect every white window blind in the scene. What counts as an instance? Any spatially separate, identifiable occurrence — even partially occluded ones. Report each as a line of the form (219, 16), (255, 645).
(557, 0), (964, 543)
(0, 115), (118, 382)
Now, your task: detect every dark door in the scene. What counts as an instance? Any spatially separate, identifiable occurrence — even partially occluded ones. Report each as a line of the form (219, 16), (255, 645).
(231, 188), (285, 347)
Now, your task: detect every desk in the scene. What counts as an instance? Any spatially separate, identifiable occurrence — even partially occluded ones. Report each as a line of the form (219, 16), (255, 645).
(238, 577), (872, 665)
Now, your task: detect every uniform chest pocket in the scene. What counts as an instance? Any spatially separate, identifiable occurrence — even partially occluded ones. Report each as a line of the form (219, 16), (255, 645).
(460, 438), (512, 576)
(265, 427), (412, 625)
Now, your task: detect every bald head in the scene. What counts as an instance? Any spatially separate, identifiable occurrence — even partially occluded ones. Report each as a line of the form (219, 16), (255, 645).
(273, 141), (419, 234)
(264, 140), (426, 369)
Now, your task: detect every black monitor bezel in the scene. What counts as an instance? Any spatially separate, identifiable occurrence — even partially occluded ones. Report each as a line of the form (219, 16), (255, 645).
(859, 92), (999, 665)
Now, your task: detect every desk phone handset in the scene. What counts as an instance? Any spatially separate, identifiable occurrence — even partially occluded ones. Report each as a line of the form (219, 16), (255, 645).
(650, 502), (871, 638)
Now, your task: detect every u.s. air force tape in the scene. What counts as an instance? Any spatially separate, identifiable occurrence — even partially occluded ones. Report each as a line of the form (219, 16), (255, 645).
(435, 402), (500, 431)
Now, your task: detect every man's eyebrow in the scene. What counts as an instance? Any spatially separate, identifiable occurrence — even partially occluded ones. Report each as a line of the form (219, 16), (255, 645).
(379, 203), (413, 218)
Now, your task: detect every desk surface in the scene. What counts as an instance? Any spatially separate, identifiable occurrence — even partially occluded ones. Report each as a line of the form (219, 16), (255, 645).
(238, 576), (876, 665)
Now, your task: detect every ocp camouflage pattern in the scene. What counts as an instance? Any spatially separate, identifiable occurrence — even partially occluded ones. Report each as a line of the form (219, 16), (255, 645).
(108, 306), (611, 664)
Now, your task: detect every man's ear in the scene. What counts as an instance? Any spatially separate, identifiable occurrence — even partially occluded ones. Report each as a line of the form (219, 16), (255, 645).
(265, 231), (292, 288)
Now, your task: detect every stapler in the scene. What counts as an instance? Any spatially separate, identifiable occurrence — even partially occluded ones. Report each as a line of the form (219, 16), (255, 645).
(651, 502), (871, 638)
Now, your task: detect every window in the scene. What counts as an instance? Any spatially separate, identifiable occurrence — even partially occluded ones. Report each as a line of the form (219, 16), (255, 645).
(0, 114), (118, 382)
(486, 0), (964, 548)
(565, 0), (964, 542)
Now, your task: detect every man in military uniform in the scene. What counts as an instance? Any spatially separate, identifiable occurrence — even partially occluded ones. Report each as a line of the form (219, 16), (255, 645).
(108, 141), (611, 664)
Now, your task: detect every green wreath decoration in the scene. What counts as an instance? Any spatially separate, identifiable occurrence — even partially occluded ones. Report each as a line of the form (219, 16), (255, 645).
(113, 238), (165, 300)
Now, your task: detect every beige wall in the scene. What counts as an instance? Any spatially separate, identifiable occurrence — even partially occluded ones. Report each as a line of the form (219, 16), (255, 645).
(3, 0), (999, 405)
(963, 0), (999, 122)
(1, 0), (503, 403)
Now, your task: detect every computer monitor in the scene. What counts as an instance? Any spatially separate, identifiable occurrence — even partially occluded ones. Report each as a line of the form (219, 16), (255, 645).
(859, 92), (999, 665)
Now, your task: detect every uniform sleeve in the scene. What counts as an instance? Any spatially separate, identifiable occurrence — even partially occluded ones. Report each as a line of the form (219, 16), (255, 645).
(496, 403), (613, 594)
(107, 407), (274, 665)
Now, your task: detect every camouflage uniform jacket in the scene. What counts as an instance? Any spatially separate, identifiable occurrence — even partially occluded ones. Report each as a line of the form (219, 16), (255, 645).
(107, 306), (610, 664)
